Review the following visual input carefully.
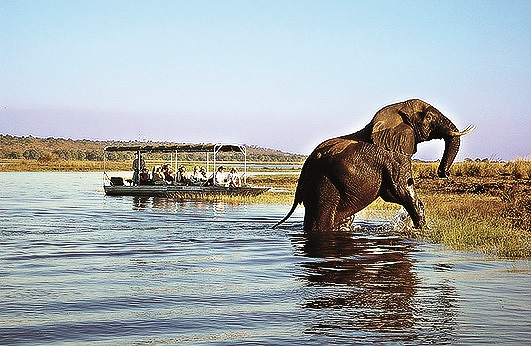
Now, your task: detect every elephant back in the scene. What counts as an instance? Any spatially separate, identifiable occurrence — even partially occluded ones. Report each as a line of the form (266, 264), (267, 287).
(313, 137), (359, 160)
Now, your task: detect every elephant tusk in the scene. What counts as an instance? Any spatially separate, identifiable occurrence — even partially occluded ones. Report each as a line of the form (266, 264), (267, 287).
(450, 124), (475, 136)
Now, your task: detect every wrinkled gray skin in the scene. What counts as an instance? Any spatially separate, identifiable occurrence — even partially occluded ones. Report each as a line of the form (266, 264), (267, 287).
(275, 99), (469, 232)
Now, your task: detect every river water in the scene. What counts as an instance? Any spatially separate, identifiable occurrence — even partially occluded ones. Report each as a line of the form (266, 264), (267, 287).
(1, 172), (529, 345)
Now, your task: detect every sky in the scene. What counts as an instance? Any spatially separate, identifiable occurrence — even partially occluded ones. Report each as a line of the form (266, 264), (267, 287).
(1, 0), (530, 161)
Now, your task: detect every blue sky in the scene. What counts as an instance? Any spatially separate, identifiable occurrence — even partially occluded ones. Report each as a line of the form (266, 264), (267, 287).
(1, 0), (529, 160)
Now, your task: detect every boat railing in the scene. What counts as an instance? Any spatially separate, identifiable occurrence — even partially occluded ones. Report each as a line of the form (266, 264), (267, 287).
(103, 143), (250, 188)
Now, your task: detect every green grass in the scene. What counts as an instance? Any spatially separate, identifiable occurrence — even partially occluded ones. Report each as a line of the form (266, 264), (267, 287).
(393, 192), (531, 258)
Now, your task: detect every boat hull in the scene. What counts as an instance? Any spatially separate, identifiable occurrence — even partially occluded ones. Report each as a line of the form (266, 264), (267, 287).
(104, 185), (269, 198)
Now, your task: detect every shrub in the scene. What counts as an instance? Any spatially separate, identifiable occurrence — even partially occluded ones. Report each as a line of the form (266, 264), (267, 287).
(503, 158), (531, 179)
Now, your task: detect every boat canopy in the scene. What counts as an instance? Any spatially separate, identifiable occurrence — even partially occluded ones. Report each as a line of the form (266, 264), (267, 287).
(104, 143), (244, 154)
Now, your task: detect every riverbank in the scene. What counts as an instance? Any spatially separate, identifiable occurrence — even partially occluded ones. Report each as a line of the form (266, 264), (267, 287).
(2, 159), (530, 258)
(414, 177), (530, 258)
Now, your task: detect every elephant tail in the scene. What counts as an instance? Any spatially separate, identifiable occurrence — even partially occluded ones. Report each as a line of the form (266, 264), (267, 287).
(272, 198), (299, 229)
(272, 156), (310, 229)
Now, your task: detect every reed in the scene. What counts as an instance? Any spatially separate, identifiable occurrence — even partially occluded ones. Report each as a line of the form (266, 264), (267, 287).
(412, 158), (531, 179)
(391, 190), (531, 258)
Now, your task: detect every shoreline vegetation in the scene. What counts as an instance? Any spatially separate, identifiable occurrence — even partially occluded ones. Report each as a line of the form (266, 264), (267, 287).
(0, 133), (528, 259)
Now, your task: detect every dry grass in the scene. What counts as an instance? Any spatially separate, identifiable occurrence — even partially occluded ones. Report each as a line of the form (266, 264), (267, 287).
(0, 159), (125, 172)
(413, 158), (531, 179)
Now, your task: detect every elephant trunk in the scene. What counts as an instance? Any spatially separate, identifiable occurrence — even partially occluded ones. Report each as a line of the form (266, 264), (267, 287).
(438, 135), (460, 178)
(436, 116), (473, 178)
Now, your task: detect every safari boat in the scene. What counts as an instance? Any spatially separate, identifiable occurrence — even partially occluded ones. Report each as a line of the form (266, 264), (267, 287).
(103, 143), (269, 198)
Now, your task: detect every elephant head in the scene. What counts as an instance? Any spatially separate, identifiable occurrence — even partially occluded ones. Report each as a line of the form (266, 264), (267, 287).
(351, 99), (473, 178)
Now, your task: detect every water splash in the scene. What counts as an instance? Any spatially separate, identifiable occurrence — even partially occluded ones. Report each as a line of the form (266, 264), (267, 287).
(387, 207), (414, 234)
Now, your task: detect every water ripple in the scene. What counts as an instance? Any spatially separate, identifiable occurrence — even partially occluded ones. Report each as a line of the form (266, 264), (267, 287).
(1, 172), (530, 345)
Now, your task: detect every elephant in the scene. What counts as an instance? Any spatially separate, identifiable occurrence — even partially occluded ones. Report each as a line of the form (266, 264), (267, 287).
(274, 99), (472, 232)
(274, 139), (426, 231)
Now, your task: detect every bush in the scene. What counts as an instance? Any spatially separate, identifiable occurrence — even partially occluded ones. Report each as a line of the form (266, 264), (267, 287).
(23, 149), (43, 160)
(503, 158), (531, 179)
(37, 153), (60, 163)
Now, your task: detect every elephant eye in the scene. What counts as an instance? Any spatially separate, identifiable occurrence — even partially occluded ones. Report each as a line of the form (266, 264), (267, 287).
(425, 113), (432, 122)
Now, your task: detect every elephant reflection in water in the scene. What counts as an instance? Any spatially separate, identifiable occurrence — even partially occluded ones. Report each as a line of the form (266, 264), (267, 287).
(295, 231), (418, 331)
(293, 230), (459, 342)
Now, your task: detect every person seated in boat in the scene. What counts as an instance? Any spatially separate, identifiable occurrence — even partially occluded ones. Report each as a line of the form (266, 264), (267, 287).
(189, 165), (206, 185)
(176, 165), (190, 185)
(200, 167), (209, 184)
(139, 167), (151, 185)
(227, 167), (241, 187)
(214, 166), (227, 186)
(163, 164), (175, 184)
(152, 166), (165, 184)
(132, 155), (145, 186)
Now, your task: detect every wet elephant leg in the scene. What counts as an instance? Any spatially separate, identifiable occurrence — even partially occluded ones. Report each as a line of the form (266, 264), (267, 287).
(330, 164), (381, 231)
(382, 177), (425, 229)
(333, 197), (371, 230)
(303, 176), (341, 232)
(402, 182), (425, 229)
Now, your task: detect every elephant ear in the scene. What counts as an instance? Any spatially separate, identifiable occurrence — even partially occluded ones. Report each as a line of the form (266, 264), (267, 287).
(371, 103), (416, 155)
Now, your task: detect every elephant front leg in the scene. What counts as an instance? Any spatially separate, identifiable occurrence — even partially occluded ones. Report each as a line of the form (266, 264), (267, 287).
(404, 179), (426, 229)
(382, 178), (426, 229)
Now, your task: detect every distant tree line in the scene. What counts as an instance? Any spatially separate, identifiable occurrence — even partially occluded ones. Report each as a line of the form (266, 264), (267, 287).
(0, 135), (306, 162)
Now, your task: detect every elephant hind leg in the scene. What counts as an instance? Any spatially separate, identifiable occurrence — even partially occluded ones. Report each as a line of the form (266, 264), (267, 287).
(304, 198), (339, 232)
(303, 177), (340, 232)
(332, 197), (369, 230)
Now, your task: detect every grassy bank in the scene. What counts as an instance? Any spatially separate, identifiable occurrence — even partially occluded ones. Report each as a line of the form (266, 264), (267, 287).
(2, 158), (529, 178)
(405, 186), (530, 258)
(0, 159), (303, 172)
(248, 168), (531, 259)
(0, 159), (120, 172)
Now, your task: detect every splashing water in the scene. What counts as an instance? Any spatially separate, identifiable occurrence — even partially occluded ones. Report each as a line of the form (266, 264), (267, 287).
(393, 206), (413, 227)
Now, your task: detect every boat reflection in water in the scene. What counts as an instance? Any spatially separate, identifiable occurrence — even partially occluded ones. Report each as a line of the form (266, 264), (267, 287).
(290, 223), (459, 343)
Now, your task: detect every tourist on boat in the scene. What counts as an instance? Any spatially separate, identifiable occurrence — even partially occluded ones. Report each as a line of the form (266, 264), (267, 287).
(189, 166), (206, 185)
(139, 167), (151, 185)
(214, 166), (227, 186)
(163, 164), (175, 184)
(228, 167), (241, 187)
(152, 166), (165, 184)
(132, 155), (145, 185)
(176, 165), (190, 185)
(200, 167), (208, 181)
